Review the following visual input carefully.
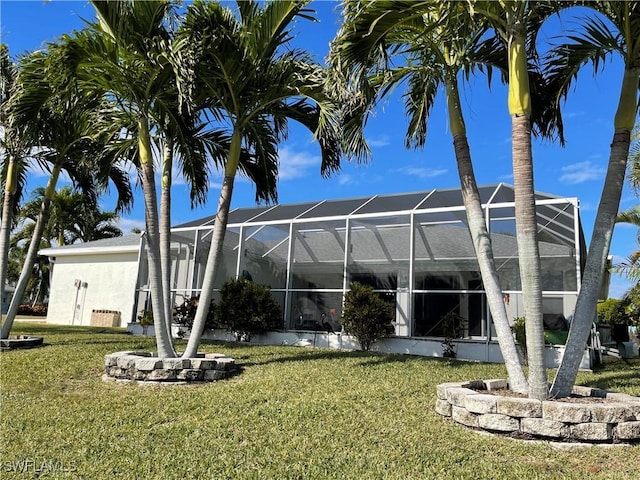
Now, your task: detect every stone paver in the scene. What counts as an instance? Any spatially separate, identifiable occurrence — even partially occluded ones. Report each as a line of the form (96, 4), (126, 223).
(617, 421), (640, 441)
(543, 402), (592, 423)
(570, 422), (612, 441)
(521, 418), (569, 439)
(478, 414), (519, 432)
(497, 397), (542, 418)
(103, 351), (236, 384)
(464, 394), (497, 414)
(436, 379), (640, 444)
(452, 406), (478, 428)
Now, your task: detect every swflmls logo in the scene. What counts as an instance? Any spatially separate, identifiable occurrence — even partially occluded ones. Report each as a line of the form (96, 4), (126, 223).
(2, 459), (78, 473)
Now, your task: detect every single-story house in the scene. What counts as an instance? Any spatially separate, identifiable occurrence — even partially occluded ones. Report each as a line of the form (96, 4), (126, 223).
(40, 183), (598, 368)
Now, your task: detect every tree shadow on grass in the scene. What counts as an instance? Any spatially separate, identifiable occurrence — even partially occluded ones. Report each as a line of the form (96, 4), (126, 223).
(582, 371), (640, 393)
(579, 356), (640, 393)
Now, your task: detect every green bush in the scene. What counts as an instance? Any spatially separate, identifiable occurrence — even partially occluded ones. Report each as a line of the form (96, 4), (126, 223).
(173, 297), (218, 331)
(340, 282), (395, 351)
(597, 298), (628, 325)
(216, 278), (282, 341)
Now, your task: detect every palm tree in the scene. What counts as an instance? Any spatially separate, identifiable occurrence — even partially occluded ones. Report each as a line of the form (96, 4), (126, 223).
(177, 0), (342, 358)
(330, 1), (529, 393)
(72, 0), (284, 357)
(68, 0), (191, 357)
(0, 44), (29, 314)
(549, 2), (640, 397)
(13, 185), (122, 246)
(466, 0), (565, 400)
(0, 43), (133, 340)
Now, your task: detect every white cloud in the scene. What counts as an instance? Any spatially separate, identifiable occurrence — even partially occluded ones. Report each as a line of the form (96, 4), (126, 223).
(395, 166), (448, 179)
(498, 173), (514, 181)
(559, 161), (606, 185)
(337, 174), (356, 186)
(277, 146), (320, 181)
(117, 217), (146, 234)
(367, 135), (391, 148)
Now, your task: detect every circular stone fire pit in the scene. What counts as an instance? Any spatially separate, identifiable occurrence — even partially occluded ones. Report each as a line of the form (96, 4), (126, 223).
(102, 351), (237, 384)
(0, 335), (44, 351)
(436, 379), (640, 444)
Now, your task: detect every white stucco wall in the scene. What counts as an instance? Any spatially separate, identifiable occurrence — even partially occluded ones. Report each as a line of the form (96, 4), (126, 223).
(46, 251), (139, 327)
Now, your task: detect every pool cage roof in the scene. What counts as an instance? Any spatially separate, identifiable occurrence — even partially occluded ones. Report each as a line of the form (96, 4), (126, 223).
(173, 183), (583, 248)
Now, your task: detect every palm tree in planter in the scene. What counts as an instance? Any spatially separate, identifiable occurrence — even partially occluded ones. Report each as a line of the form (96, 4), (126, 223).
(68, 0), (215, 356)
(547, 2), (640, 397)
(464, 0), (567, 401)
(176, 0), (342, 358)
(73, 0), (278, 355)
(330, 0), (566, 393)
(1, 42), (133, 339)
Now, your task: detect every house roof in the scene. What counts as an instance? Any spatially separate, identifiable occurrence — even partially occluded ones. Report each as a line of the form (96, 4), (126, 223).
(39, 234), (141, 257)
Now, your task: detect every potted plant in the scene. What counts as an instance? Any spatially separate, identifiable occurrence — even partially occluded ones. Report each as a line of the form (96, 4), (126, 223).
(137, 310), (154, 336)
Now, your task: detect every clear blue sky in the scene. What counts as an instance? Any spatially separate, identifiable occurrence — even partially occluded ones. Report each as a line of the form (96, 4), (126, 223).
(1, 1), (637, 298)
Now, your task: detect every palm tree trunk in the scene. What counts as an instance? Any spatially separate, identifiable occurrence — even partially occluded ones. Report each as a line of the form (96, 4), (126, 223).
(512, 115), (548, 400)
(0, 155), (17, 316)
(551, 68), (638, 398)
(1, 165), (60, 339)
(138, 116), (176, 358)
(182, 129), (242, 358)
(160, 140), (173, 334)
(505, 26), (548, 400)
(445, 75), (528, 393)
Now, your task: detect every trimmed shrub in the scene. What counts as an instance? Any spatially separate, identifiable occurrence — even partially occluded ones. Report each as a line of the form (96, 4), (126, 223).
(340, 282), (395, 351)
(17, 304), (48, 316)
(173, 297), (218, 331)
(597, 298), (628, 326)
(216, 278), (282, 341)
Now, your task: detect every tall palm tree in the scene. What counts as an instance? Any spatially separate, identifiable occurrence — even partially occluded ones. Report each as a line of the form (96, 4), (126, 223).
(0, 44), (29, 314)
(177, 0), (342, 358)
(330, 1), (529, 393)
(549, 2), (640, 397)
(1, 43), (133, 339)
(467, 0), (563, 400)
(73, 0), (284, 356)
(69, 0), (192, 357)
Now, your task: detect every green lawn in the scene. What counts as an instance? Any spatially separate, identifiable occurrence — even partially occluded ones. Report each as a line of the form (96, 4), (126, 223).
(1, 323), (638, 479)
